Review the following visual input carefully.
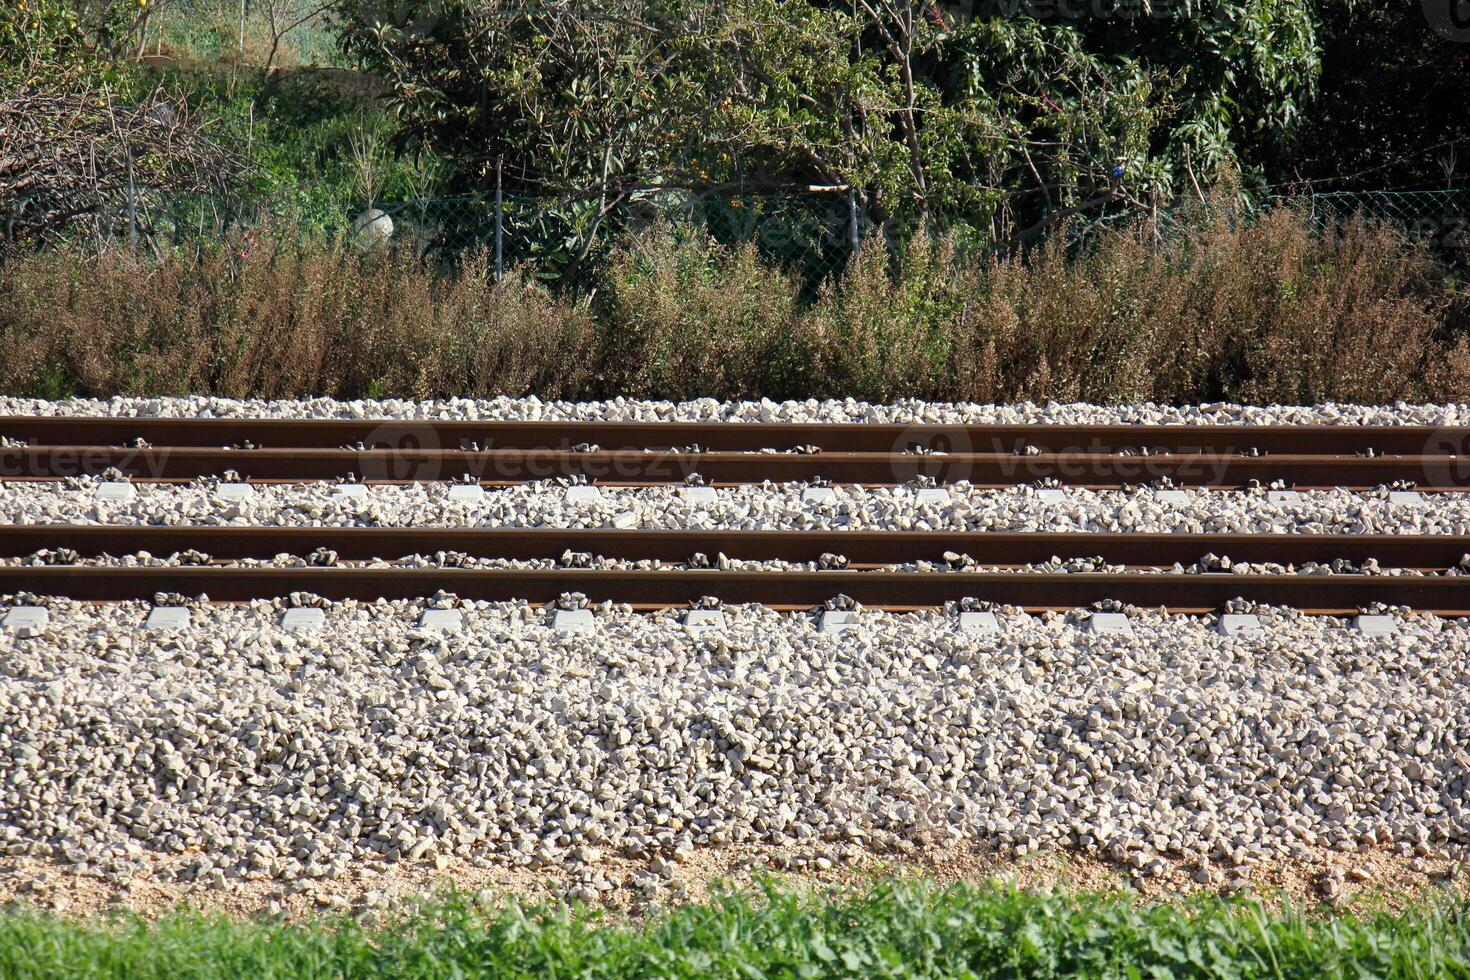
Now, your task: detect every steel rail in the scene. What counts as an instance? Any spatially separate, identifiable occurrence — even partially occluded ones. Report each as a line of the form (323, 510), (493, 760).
(1, 526), (1467, 568)
(3, 446), (1470, 488)
(2, 566), (1467, 613)
(2, 417), (1466, 456)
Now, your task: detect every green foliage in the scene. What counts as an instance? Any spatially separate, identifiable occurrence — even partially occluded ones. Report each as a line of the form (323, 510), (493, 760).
(1278, 2), (1470, 189)
(131, 61), (448, 230)
(331, 0), (1324, 258)
(147, 0), (345, 68)
(0, 0), (141, 87)
(2, 0), (81, 84)
(1, 0), (190, 85)
(1, 881), (1469, 978)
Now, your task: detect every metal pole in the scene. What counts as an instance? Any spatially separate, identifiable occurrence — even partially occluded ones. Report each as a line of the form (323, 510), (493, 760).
(126, 148), (137, 254)
(848, 189), (860, 253)
(495, 157), (504, 281)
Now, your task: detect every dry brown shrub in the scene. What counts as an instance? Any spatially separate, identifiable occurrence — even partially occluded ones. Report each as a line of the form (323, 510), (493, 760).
(597, 225), (806, 400)
(0, 207), (1462, 405)
(803, 207), (1465, 405)
(0, 228), (597, 400)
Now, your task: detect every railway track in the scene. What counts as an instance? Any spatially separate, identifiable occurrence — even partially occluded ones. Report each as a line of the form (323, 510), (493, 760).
(2, 416), (1467, 454)
(2, 525), (1468, 612)
(4, 416), (1469, 612)
(3, 417), (1469, 487)
(4, 566), (1466, 613)
(1, 525), (1468, 567)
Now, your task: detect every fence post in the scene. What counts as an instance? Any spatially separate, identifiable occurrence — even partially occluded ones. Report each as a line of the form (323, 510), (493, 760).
(848, 189), (860, 253)
(495, 157), (504, 282)
(126, 146), (137, 254)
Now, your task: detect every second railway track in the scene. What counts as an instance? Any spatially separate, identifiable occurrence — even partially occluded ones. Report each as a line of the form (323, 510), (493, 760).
(2, 525), (1469, 567)
(4, 526), (1470, 612)
(5, 417), (1469, 453)
(4, 417), (1470, 487)
(6, 416), (1470, 611)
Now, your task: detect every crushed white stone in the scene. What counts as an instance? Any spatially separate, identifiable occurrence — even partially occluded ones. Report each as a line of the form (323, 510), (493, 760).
(2, 395), (1469, 426)
(2, 480), (1469, 535)
(0, 599), (1465, 887)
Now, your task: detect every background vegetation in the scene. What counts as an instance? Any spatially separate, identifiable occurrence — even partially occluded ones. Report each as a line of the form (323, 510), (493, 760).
(1, 0), (1468, 404)
(2, 208), (1463, 403)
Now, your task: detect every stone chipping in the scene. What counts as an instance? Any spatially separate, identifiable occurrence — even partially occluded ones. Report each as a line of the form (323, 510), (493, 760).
(1, 600), (1466, 890)
(3, 394), (1470, 426)
(1, 396), (1468, 906)
(2, 480), (1469, 534)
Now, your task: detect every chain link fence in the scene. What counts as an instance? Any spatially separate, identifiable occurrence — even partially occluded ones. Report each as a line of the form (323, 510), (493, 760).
(367, 187), (1470, 283)
(1275, 190), (1470, 259)
(8, 186), (1469, 280)
(368, 189), (869, 288)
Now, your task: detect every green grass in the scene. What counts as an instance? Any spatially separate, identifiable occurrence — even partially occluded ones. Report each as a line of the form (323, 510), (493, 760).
(129, 62), (447, 233)
(0, 880), (1467, 979)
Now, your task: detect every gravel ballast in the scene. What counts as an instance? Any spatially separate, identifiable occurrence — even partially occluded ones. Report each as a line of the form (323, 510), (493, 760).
(1, 480), (1466, 535)
(4, 395), (1470, 426)
(0, 478), (1464, 531)
(2, 395), (1468, 913)
(1, 599), (1466, 891)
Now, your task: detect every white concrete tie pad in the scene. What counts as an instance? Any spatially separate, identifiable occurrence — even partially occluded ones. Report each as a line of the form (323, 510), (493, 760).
(1217, 613), (1264, 637)
(801, 487), (837, 505)
(1, 606), (49, 632)
(332, 483), (370, 499)
(418, 609), (464, 632)
(818, 610), (859, 636)
(1155, 490), (1190, 505)
(446, 484), (485, 504)
(552, 608), (595, 633)
(564, 486), (602, 505)
(1388, 491), (1426, 507)
(1266, 490), (1303, 505)
(94, 482), (136, 503)
(214, 483), (255, 501)
(957, 611), (999, 633)
(280, 608), (327, 632)
(680, 486), (718, 505)
(682, 609), (727, 634)
(144, 607), (191, 631)
(1353, 614), (1398, 636)
(914, 488), (950, 506)
(1086, 613), (1133, 635)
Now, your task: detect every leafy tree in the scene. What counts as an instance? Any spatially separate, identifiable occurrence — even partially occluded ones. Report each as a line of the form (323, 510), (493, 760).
(1275, 1), (1470, 189)
(332, 0), (1323, 262)
(2, 0), (157, 84)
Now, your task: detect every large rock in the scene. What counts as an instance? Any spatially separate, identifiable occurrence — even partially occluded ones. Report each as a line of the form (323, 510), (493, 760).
(352, 208), (394, 245)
